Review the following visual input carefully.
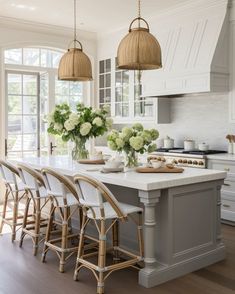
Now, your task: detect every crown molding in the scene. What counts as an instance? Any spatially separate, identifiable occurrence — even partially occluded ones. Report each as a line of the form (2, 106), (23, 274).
(97, 0), (229, 39)
(0, 16), (97, 41)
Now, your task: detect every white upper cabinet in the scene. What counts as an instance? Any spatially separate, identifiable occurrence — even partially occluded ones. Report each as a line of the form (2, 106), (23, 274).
(97, 57), (171, 124)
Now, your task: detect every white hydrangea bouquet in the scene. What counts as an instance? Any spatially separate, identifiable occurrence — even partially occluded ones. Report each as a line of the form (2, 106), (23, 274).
(47, 103), (113, 160)
(107, 123), (159, 168)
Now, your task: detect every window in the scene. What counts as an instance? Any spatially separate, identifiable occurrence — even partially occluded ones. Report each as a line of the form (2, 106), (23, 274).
(115, 58), (129, 117)
(4, 48), (63, 69)
(99, 58), (111, 115)
(4, 47), (84, 158)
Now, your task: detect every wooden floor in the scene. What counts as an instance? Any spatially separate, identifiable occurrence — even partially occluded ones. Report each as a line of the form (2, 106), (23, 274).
(0, 224), (234, 294)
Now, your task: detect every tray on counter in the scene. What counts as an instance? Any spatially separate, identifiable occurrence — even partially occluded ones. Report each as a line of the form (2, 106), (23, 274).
(78, 159), (105, 164)
(136, 166), (184, 173)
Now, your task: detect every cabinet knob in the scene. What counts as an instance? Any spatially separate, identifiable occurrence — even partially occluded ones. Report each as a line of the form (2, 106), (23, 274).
(223, 182), (231, 187)
(224, 168), (230, 172)
(223, 204), (230, 208)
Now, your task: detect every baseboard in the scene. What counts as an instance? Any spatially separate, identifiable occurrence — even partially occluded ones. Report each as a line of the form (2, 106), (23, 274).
(139, 244), (226, 288)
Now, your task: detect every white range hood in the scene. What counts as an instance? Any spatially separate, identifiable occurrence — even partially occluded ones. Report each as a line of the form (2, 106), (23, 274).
(142, 0), (229, 97)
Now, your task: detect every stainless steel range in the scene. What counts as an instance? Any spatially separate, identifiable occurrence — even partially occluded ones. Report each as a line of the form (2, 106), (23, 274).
(152, 148), (227, 169)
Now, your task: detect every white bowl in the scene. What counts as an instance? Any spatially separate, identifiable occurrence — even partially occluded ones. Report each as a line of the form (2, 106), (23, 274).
(105, 161), (122, 169)
(151, 160), (162, 169)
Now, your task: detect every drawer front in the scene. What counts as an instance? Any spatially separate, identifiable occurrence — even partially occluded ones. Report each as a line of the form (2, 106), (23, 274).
(208, 160), (235, 174)
(222, 178), (235, 194)
(221, 199), (235, 212)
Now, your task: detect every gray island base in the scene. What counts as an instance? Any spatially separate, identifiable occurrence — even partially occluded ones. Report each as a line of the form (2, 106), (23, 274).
(13, 156), (227, 288)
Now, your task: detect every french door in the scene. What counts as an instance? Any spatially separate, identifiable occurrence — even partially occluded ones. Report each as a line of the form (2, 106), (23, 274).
(5, 70), (83, 159)
(5, 71), (40, 159)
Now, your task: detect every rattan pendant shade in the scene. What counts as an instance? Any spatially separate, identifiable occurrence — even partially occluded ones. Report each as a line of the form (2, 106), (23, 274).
(58, 45), (92, 81)
(117, 1), (162, 70)
(58, 0), (92, 81)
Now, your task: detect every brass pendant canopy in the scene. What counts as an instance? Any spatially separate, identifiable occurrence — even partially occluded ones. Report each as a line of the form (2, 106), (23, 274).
(58, 0), (92, 81)
(117, 1), (162, 70)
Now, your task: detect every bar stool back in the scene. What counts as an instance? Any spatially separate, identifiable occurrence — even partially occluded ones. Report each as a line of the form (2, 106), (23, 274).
(73, 173), (144, 294)
(41, 168), (81, 272)
(17, 163), (50, 255)
(0, 160), (26, 242)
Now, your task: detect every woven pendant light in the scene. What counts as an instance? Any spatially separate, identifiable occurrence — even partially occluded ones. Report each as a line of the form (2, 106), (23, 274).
(58, 0), (92, 81)
(117, 0), (162, 70)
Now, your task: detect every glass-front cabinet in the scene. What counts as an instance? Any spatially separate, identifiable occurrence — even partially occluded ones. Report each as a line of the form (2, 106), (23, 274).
(98, 57), (165, 123)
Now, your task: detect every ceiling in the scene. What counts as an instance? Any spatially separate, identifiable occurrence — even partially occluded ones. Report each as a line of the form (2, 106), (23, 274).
(0, 0), (189, 34)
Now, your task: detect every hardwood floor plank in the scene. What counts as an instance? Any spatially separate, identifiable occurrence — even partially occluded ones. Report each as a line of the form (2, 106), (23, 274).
(0, 224), (234, 294)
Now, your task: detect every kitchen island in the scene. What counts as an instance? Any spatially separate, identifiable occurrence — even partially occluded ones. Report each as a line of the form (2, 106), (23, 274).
(14, 156), (227, 288)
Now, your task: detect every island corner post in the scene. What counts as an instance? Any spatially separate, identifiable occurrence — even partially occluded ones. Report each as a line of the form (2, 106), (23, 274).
(138, 179), (226, 288)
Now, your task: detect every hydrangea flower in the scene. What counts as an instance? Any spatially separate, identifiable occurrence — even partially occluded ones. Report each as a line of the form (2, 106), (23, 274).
(150, 129), (159, 140)
(108, 141), (117, 151)
(64, 119), (76, 131)
(80, 122), (92, 136)
(116, 138), (125, 148)
(69, 113), (80, 125)
(93, 117), (103, 127)
(133, 123), (144, 132)
(129, 136), (144, 151)
(105, 118), (113, 129)
(54, 123), (63, 132)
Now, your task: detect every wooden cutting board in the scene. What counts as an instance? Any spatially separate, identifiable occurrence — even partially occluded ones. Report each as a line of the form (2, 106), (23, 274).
(78, 159), (105, 164)
(136, 166), (184, 173)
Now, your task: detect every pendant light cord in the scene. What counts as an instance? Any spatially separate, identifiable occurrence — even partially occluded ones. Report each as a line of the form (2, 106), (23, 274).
(138, 0), (141, 27)
(74, 0), (77, 45)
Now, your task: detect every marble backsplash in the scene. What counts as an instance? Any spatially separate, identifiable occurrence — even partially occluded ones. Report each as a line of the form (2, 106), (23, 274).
(96, 93), (235, 151)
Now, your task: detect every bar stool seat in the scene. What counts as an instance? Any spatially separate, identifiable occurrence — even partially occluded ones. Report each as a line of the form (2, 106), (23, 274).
(85, 201), (143, 219)
(52, 193), (80, 207)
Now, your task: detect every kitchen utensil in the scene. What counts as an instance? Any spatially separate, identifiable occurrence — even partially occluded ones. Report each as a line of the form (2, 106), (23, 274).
(105, 160), (123, 169)
(198, 143), (209, 151)
(184, 140), (195, 151)
(163, 136), (174, 149)
(150, 160), (163, 169)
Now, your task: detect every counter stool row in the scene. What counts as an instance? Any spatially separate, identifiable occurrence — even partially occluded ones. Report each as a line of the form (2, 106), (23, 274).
(0, 160), (144, 294)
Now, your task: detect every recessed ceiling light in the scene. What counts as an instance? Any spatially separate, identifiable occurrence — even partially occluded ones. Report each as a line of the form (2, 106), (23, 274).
(11, 3), (36, 11)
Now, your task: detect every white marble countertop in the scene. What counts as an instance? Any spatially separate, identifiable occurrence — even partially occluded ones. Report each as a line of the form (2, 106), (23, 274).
(13, 156), (227, 191)
(207, 153), (235, 161)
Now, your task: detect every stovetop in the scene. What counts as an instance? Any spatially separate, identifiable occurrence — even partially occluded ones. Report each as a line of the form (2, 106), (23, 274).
(156, 148), (227, 156)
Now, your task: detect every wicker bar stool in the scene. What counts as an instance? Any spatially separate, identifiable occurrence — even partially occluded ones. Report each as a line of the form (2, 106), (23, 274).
(41, 168), (82, 273)
(73, 173), (144, 294)
(0, 160), (27, 242)
(17, 163), (51, 256)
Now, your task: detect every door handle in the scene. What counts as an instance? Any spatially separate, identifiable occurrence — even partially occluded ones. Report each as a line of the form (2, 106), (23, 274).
(223, 182), (231, 187)
(50, 142), (57, 155)
(5, 139), (8, 157)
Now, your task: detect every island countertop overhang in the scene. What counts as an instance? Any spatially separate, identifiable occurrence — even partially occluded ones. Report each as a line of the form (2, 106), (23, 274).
(12, 156), (227, 191)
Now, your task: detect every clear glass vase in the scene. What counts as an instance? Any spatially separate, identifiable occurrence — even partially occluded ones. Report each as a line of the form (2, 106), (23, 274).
(72, 138), (89, 160)
(124, 150), (138, 169)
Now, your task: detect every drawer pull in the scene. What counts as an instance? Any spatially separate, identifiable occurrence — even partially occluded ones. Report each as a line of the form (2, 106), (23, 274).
(223, 183), (231, 187)
(224, 168), (230, 172)
(222, 204), (231, 208)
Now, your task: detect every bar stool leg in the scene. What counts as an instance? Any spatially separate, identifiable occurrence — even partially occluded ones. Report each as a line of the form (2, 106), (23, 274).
(74, 213), (86, 281)
(12, 191), (19, 242)
(42, 203), (55, 262)
(59, 207), (68, 273)
(19, 196), (30, 248)
(33, 198), (41, 256)
(112, 220), (120, 263)
(0, 188), (9, 234)
(97, 220), (106, 294)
